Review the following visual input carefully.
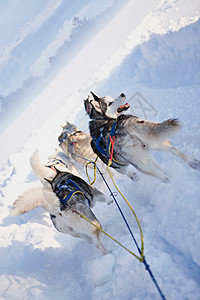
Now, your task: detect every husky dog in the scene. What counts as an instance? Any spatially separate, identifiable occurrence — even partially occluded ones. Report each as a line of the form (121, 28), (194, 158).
(84, 92), (200, 182)
(58, 122), (97, 168)
(58, 122), (116, 182)
(46, 150), (80, 176)
(10, 151), (111, 254)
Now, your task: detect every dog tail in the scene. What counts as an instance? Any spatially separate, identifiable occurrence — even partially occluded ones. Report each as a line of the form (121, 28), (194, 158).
(30, 152), (55, 181)
(132, 118), (181, 142)
(150, 118), (181, 140)
(10, 188), (60, 216)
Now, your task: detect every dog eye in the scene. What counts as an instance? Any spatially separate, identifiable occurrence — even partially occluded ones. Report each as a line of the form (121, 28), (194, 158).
(108, 102), (113, 106)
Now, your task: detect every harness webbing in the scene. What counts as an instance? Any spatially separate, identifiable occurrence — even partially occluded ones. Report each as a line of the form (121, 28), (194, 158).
(106, 121), (116, 153)
(59, 130), (82, 144)
(61, 190), (84, 205)
(94, 122), (126, 166)
(57, 178), (91, 207)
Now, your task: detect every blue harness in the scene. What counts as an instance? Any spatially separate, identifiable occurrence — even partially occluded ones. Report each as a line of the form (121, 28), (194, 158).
(95, 122), (116, 156)
(95, 122), (126, 166)
(56, 179), (91, 207)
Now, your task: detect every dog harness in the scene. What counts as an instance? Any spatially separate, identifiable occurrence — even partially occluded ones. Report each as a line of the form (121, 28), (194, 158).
(59, 130), (82, 144)
(56, 178), (91, 207)
(94, 121), (126, 167)
(46, 158), (66, 171)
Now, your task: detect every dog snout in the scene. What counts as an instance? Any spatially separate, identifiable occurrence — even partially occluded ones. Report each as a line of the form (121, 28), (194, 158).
(58, 133), (66, 143)
(120, 93), (126, 99)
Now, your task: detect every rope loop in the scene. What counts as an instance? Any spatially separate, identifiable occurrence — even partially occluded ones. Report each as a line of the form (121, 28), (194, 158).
(85, 156), (98, 185)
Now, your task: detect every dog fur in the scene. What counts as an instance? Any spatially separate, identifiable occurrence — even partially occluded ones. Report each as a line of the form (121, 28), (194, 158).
(84, 92), (200, 182)
(10, 151), (110, 254)
(58, 122), (97, 168)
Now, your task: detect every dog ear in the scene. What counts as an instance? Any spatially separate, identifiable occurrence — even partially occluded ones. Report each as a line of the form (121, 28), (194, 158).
(98, 100), (107, 115)
(54, 167), (63, 175)
(90, 91), (100, 102)
(44, 178), (52, 185)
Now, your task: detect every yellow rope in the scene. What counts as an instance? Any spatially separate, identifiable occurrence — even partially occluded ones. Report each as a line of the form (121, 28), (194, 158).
(78, 210), (143, 262)
(72, 142), (91, 161)
(62, 190), (83, 202)
(63, 193), (143, 261)
(107, 159), (144, 259)
(85, 156), (98, 185)
(72, 142), (98, 185)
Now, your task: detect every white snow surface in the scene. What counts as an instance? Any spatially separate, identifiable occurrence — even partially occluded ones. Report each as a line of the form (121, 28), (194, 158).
(1, 1), (200, 299)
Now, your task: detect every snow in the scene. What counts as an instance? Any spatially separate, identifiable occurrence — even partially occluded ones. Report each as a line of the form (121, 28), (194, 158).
(0, 0), (200, 299)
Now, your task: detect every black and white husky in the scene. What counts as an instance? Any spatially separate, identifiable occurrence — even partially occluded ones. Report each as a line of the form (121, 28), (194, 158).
(10, 151), (111, 254)
(84, 92), (200, 182)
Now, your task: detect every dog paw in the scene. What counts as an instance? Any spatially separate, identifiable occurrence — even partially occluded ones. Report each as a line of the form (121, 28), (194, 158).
(97, 244), (110, 255)
(162, 176), (170, 183)
(107, 197), (114, 205)
(189, 159), (200, 170)
(128, 171), (139, 182)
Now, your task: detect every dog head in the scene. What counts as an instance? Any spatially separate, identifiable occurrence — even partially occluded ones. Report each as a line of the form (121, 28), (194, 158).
(44, 168), (68, 199)
(58, 122), (77, 145)
(84, 91), (130, 119)
(62, 122), (77, 134)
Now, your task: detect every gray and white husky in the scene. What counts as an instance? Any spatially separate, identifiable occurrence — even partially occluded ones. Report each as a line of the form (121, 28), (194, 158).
(10, 151), (111, 254)
(84, 91), (200, 182)
(58, 121), (116, 182)
(58, 122), (96, 168)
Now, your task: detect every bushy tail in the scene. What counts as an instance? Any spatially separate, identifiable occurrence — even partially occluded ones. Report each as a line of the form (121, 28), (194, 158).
(153, 118), (180, 136)
(30, 152), (55, 181)
(131, 118), (181, 143)
(10, 187), (60, 216)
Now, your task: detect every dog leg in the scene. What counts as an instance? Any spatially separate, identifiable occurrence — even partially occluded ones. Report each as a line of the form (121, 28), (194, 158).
(169, 146), (200, 170)
(188, 158), (200, 170)
(154, 141), (200, 170)
(71, 203), (109, 254)
(115, 165), (139, 182)
(121, 151), (170, 182)
(92, 220), (110, 254)
(170, 147), (200, 170)
(96, 243), (110, 255)
(127, 170), (139, 181)
(136, 158), (170, 182)
(89, 186), (113, 205)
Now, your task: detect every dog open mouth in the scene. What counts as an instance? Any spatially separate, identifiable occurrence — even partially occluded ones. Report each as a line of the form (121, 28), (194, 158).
(117, 103), (130, 113)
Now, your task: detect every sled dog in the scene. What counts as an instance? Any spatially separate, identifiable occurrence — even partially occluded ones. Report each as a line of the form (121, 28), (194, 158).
(10, 151), (111, 254)
(58, 121), (115, 181)
(58, 122), (96, 168)
(84, 92), (200, 182)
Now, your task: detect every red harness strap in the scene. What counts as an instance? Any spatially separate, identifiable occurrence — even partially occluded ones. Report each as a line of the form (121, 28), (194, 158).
(109, 135), (116, 163)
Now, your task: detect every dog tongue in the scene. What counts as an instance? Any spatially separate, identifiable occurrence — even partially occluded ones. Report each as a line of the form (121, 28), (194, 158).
(117, 103), (130, 113)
